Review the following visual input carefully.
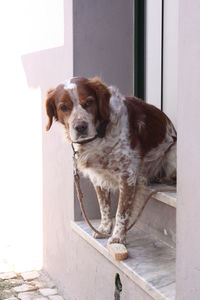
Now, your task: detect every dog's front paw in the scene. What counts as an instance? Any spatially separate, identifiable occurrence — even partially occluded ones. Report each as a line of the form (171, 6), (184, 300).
(93, 221), (112, 239)
(107, 233), (126, 245)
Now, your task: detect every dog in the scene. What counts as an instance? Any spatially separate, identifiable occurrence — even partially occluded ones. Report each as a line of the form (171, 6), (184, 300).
(45, 76), (176, 245)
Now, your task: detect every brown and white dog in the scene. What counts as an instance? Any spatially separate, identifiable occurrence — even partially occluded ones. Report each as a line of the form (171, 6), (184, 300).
(45, 76), (176, 245)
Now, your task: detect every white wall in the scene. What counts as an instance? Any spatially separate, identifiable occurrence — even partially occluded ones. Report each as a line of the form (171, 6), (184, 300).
(177, 0), (200, 299)
(162, 0), (179, 128)
(0, 0), (66, 272)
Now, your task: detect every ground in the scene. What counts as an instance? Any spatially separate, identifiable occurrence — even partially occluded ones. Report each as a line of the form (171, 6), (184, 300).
(0, 271), (64, 300)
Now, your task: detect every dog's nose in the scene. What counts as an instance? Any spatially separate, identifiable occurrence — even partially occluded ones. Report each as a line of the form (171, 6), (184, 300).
(75, 121), (88, 134)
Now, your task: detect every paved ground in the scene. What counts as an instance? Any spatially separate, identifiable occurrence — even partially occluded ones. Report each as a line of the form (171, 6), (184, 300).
(0, 271), (64, 300)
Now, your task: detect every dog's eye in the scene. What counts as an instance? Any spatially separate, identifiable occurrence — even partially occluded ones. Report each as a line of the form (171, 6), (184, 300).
(83, 99), (93, 109)
(60, 104), (69, 112)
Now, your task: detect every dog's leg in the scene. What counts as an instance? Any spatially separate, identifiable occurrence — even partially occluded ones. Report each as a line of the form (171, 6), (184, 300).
(93, 186), (113, 239)
(108, 179), (136, 245)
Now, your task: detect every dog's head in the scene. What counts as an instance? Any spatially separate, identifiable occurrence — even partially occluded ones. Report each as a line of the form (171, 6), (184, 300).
(45, 77), (111, 142)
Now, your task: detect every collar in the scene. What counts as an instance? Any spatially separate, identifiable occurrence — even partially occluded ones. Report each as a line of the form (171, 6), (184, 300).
(71, 120), (108, 146)
(71, 134), (98, 145)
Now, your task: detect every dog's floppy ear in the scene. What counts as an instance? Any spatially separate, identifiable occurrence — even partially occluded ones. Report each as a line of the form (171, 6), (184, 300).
(88, 77), (111, 124)
(45, 88), (58, 131)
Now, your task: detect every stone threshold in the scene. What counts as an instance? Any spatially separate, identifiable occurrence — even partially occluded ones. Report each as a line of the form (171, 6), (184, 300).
(71, 220), (176, 300)
(149, 184), (176, 208)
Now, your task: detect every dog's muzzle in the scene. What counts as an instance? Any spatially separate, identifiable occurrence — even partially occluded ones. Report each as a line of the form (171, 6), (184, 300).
(74, 121), (88, 137)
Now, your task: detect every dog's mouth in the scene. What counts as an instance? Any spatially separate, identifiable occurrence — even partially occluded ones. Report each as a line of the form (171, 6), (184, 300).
(71, 134), (98, 144)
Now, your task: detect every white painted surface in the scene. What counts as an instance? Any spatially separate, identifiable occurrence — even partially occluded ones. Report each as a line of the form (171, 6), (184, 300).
(0, 0), (64, 55)
(162, 0), (179, 128)
(177, 0), (200, 299)
(145, 0), (162, 109)
(0, 0), (66, 272)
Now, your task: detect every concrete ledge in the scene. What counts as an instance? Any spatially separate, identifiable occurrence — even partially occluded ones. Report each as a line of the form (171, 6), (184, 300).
(149, 184), (176, 208)
(71, 220), (175, 300)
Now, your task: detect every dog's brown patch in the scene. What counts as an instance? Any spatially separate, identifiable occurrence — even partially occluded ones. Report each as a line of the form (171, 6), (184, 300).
(125, 97), (167, 156)
(45, 84), (73, 130)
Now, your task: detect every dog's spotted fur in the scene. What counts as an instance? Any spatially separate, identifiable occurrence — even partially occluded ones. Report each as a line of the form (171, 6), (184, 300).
(46, 76), (177, 245)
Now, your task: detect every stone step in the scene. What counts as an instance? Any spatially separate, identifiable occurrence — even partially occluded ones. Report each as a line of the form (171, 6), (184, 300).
(76, 183), (177, 247)
(148, 184), (176, 208)
(73, 183), (177, 299)
(71, 220), (176, 300)
(137, 185), (176, 247)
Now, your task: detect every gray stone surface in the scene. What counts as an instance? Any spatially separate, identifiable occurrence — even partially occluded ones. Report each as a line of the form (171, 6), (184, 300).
(39, 289), (57, 297)
(13, 284), (37, 293)
(0, 273), (17, 280)
(0, 271), (64, 300)
(21, 272), (40, 281)
(17, 291), (38, 300)
(72, 220), (176, 300)
(49, 296), (64, 300)
(28, 280), (45, 289)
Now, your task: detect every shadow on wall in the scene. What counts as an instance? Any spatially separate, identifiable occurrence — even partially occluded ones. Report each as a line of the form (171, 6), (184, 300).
(21, 46), (66, 95)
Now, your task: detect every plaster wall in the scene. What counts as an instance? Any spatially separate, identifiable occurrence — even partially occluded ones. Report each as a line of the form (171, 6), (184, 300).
(73, 0), (134, 95)
(0, 0), (66, 272)
(176, 0), (200, 299)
